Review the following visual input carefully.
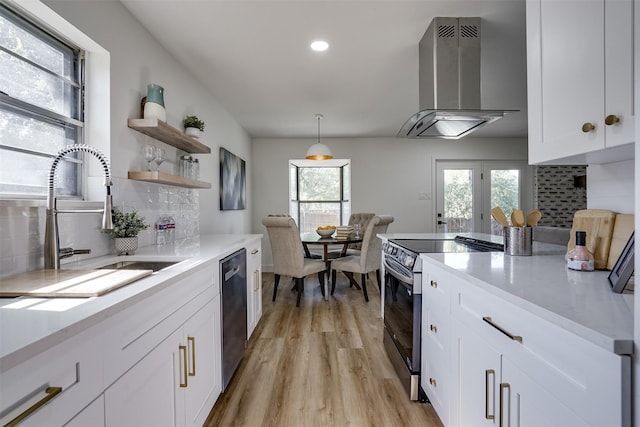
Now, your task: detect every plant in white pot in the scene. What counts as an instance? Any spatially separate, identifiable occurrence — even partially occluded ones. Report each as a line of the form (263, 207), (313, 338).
(103, 207), (150, 255)
(183, 115), (205, 139)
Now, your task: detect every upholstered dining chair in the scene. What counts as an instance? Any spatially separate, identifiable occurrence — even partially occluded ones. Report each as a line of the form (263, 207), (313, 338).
(330, 215), (394, 302)
(346, 212), (375, 253)
(262, 216), (327, 307)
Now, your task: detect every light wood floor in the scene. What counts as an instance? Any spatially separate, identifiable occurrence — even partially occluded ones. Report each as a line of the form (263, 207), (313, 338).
(204, 272), (443, 427)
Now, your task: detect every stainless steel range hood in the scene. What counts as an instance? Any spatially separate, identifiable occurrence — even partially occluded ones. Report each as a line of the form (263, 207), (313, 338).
(398, 17), (516, 139)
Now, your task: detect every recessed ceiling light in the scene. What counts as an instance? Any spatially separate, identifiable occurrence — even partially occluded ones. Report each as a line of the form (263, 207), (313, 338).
(310, 40), (329, 52)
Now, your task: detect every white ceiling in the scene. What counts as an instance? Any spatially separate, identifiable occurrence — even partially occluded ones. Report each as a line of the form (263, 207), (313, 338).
(120, 0), (528, 139)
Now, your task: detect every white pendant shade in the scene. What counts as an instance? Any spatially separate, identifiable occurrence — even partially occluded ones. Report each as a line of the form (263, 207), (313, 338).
(306, 142), (333, 160)
(306, 114), (333, 160)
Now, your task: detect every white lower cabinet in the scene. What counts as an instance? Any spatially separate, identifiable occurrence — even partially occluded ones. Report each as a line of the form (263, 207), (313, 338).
(105, 296), (221, 427)
(65, 395), (105, 427)
(421, 260), (630, 427)
(246, 238), (263, 338)
(0, 326), (103, 427)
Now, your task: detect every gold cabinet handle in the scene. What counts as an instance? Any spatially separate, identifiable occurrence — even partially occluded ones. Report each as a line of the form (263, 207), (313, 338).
(4, 386), (62, 427)
(582, 122), (596, 133)
(499, 383), (510, 427)
(179, 344), (188, 387)
(485, 369), (495, 420)
(430, 280), (437, 288)
(482, 317), (522, 343)
(254, 270), (260, 292)
(605, 114), (621, 125)
(187, 336), (196, 377)
(429, 324), (437, 333)
(251, 249), (259, 255)
(429, 377), (437, 387)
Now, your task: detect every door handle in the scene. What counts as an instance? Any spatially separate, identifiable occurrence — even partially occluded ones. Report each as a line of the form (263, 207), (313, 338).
(187, 336), (196, 376)
(179, 345), (188, 387)
(500, 383), (510, 427)
(485, 369), (495, 420)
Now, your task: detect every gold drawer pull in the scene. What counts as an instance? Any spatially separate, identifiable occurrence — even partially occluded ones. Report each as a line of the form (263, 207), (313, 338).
(5, 386), (62, 427)
(500, 383), (510, 427)
(430, 280), (437, 288)
(482, 317), (522, 343)
(254, 270), (260, 292)
(582, 122), (596, 133)
(179, 344), (188, 387)
(251, 249), (259, 255)
(188, 336), (196, 377)
(429, 324), (437, 333)
(605, 114), (620, 126)
(485, 369), (495, 420)
(429, 377), (437, 387)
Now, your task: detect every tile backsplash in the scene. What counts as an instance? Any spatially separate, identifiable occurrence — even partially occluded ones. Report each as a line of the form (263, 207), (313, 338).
(534, 165), (587, 228)
(0, 177), (200, 278)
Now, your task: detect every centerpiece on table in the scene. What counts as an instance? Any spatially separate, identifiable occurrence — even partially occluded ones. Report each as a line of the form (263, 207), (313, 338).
(103, 207), (150, 255)
(183, 115), (205, 139)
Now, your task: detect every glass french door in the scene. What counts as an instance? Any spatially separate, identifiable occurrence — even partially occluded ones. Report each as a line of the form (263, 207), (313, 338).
(436, 160), (529, 235)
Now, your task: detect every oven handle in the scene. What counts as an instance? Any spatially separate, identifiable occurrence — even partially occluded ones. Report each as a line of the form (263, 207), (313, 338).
(384, 258), (414, 286)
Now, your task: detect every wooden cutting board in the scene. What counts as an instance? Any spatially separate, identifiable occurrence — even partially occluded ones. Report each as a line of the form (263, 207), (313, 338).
(0, 268), (152, 297)
(566, 209), (617, 270)
(607, 214), (634, 270)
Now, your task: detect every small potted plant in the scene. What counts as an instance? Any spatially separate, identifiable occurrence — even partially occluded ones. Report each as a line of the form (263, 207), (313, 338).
(103, 207), (150, 255)
(183, 115), (205, 138)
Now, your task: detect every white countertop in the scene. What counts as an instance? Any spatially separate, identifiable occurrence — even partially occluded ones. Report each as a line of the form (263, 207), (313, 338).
(379, 232), (634, 355)
(0, 234), (262, 373)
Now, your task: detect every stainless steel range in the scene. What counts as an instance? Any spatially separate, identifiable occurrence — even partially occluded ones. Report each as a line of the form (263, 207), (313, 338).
(382, 236), (503, 401)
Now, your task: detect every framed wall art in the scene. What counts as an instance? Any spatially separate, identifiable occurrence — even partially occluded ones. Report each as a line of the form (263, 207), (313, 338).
(219, 147), (246, 210)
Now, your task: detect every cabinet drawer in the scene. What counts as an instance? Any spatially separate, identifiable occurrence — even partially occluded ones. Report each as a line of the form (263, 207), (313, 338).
(421, 338), (448, 424)
(454, 283), (630, 426)
(102, 265), (216, 387)
(0, 325), (103, 427)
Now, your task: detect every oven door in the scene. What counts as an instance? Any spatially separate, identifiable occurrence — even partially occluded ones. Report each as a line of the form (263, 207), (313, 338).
(383, 268), (421, 374)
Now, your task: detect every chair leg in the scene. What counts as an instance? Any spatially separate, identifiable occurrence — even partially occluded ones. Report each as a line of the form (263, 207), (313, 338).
(361, 273), (369, 302)
(272, 274), (281, 302)
(296, 277), (304, 307)
(319, 271), (325, 297)
(331, 270), (337, 295)
(376, 269), (382, 291)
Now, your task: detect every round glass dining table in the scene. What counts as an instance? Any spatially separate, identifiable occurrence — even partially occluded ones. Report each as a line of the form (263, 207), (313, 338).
(299, 232), (363, 300)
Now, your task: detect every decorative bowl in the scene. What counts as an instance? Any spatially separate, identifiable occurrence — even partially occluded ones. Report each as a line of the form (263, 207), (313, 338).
(316, 227), (335, 237)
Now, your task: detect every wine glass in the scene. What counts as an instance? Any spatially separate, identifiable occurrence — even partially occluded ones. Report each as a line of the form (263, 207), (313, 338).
(144, 145), (156, 171)
(153, 147), (165, 171)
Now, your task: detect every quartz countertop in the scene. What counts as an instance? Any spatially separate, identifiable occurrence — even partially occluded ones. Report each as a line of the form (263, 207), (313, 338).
(379, 232), (633, 355)
(0, 234), (262, 372)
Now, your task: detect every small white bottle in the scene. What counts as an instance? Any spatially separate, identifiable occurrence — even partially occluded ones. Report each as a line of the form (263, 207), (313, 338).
(566, 231), (595, 271)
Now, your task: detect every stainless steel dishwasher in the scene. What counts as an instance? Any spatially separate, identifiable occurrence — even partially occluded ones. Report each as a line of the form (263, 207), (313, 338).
(220, 248), (247, 391)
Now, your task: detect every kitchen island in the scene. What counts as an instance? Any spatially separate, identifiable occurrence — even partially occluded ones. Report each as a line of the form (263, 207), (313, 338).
(380, 232), (633, 427)
(0, 233), (261, 427)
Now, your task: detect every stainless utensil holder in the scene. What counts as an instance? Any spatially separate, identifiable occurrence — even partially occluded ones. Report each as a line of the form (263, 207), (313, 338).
(504, 226), (532, 256)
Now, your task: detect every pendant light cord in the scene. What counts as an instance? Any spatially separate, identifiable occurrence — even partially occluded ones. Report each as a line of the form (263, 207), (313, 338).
(316, 113), (323, 143)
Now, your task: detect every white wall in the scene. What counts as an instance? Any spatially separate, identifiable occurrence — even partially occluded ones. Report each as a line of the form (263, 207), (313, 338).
(252, 136), (529, 269)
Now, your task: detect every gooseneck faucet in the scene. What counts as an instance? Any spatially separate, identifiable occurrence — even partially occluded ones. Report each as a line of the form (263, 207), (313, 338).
(44, 144), (114, 269)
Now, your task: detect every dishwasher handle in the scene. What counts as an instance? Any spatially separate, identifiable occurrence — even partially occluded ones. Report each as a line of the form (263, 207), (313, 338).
(224, 265), (241, 282)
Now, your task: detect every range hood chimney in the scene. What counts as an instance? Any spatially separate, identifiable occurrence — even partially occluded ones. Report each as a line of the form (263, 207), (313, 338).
(398, 17), (516, 139)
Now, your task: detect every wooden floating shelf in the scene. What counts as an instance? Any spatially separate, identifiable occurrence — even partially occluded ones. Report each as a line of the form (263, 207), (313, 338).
(128, 171), (211, 189)
(128, 118), (211, 154)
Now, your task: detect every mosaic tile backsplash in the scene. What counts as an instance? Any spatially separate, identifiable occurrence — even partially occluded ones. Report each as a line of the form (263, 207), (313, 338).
(0, 177), (200, 278)
(534, 165), (587, 228)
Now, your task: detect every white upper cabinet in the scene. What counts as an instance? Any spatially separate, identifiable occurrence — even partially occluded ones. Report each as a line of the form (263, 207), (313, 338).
(526, 0), (635, 165)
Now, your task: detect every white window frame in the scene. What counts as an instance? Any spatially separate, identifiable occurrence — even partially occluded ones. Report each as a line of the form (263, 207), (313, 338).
(0, 0), (110, 203)
(289, 159), (351, 233)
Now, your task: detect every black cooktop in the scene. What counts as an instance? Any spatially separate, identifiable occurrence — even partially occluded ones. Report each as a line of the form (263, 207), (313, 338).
(390, 236), (504, 254)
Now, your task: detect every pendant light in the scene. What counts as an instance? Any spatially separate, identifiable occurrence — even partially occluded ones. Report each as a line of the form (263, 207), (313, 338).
(306, 114), (333, 160)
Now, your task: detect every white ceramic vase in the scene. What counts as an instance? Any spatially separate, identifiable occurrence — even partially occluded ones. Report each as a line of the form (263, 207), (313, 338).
(185, 127), (201, 138)
(115, 237), (138, 255)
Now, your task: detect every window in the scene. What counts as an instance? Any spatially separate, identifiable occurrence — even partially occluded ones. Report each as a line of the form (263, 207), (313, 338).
(0, 3), (85, 198)
(289, 159), (351, 233)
